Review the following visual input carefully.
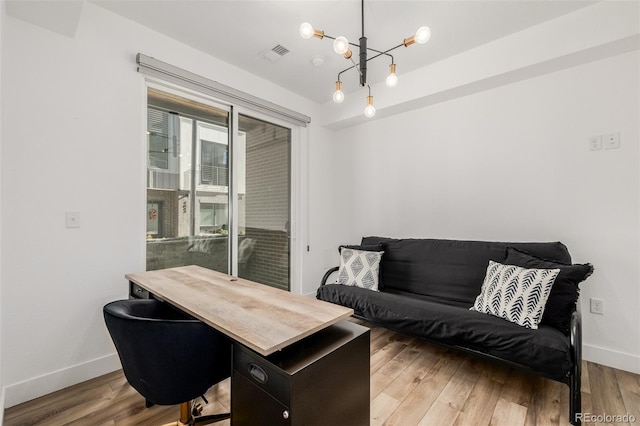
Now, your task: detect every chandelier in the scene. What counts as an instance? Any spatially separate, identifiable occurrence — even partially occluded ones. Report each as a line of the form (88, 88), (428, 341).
(300, 0), (431, 118)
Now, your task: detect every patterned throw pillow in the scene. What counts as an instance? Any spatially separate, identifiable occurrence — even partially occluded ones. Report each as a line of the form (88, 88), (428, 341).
(504, 247), (593, 334)
(471, 261), (560, 329)
(337, 248), (384, 291)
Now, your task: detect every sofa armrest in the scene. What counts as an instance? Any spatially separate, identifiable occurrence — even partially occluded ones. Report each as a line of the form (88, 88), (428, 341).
(321, 266), (339, 286)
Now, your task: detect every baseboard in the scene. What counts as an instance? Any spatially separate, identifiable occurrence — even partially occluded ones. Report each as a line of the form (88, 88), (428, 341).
(0, 383), (6, 426)
(3, 353), (121, 409)
(583, 343), (640, 374)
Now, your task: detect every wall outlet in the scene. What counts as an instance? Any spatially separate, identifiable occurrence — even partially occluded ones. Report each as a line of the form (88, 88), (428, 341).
(603, 132), (621, 149)
(65, 211), (81, 228)
(590, 297), (604, 315)
(588, 136), (602, 151)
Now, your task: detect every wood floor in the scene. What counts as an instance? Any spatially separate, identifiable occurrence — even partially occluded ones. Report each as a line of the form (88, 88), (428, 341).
(5, 319), (640, 426)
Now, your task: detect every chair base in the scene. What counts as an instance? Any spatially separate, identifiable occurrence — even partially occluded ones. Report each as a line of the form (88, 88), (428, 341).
(161, 400), (230, 426)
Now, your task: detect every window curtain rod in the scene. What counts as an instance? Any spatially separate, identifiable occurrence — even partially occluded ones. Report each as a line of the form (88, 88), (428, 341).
(136, 53), (311, 127)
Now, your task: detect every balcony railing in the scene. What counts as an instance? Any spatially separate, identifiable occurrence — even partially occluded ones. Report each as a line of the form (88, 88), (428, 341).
(148, 168), (179, 190)
(147, 165), (229, 189)
(201, 165), (229, 186)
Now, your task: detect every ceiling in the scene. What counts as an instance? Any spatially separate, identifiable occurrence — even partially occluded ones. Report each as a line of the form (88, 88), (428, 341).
(91, 1), (595, 104)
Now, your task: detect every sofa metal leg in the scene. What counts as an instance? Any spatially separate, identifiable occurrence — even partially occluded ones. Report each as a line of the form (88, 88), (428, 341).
(569, 374), (581, 425)
(569, 306), (582, 425)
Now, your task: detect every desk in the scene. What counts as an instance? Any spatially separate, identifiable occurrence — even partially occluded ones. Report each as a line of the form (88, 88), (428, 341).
(126, 266), (370, 425)
(126, 265), (354, 355)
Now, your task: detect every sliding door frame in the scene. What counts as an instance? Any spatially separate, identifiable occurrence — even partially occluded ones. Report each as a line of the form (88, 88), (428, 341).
(143, 78), (306, 294)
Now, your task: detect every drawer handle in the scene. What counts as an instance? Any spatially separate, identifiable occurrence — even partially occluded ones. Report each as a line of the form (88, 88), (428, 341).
(248, 363), (268, 384)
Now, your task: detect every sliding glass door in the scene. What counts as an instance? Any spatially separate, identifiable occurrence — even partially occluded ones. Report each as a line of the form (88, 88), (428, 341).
(146, 88), (230, 273)
(237, 114), (291, 290)
(145, 87), (291, 290)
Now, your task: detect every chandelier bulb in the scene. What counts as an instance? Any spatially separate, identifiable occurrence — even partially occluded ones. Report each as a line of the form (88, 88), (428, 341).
(386, 64), (398, 88)
(364, 95), (376, 118)
(299, 23), (314, 39)
(333, 36), (350, 55)
(299, 22), (324, 39)
(333, 81), (344, 103)
(415, 26), (432, 44)
(403, 25), (431, 47)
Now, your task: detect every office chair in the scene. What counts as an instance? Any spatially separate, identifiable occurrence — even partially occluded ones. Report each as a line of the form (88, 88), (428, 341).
(103, 299), (231, 425)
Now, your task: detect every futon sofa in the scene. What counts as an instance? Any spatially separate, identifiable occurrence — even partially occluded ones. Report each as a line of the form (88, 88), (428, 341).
(316, 236), (593, 425)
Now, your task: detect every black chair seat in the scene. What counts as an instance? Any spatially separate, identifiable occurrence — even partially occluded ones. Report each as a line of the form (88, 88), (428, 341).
(104, 298), (231, 421)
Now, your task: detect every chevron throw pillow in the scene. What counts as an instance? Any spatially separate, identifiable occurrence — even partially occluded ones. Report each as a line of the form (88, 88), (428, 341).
(337, 248), (384, 291)
(471, 261), (560, 329)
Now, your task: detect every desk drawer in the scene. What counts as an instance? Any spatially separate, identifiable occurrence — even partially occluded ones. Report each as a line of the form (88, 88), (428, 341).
(233, 344), (290, 404)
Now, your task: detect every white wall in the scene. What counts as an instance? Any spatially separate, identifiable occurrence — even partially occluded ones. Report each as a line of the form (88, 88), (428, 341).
(302, 123), (339, 293)
(0, 2), (324, 407)
(328, 49), (640, 373)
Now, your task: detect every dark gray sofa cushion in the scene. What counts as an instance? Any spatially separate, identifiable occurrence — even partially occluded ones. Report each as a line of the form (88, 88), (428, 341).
(317, 284), (572, 381)
(360, 237), (572, 306)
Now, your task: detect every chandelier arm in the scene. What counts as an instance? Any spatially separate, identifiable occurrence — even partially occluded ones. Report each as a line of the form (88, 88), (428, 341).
(311, 36), (404, 61)
(315, 37), (404, 55)
(364, 46), (390, 56)
(320, 34), (345, 45)
(337, 55), (363, 83)
(350, 57), (363, 78)
(364, 51), (394, 65)
(337, 67), (354, 81)
(319, 37), (400, 60)
(380, 43), (406, 55)
(337, 46), (394, 83)
(320, 32), (362, 48)
(363, 47), (393, 62)
(362, 42), (405, 65)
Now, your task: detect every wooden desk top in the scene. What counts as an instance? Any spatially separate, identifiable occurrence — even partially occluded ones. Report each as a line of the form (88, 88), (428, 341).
(125, 265), (354, 356)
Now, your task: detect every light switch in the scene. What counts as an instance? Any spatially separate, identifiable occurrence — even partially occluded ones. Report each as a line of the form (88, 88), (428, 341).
(65, 212), (81, 228)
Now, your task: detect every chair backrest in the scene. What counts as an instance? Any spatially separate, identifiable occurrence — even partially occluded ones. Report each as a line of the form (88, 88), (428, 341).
(103, 299), (231, 405)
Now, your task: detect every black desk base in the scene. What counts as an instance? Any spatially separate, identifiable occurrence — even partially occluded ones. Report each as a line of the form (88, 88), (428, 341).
(231, 320), (370, 425)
